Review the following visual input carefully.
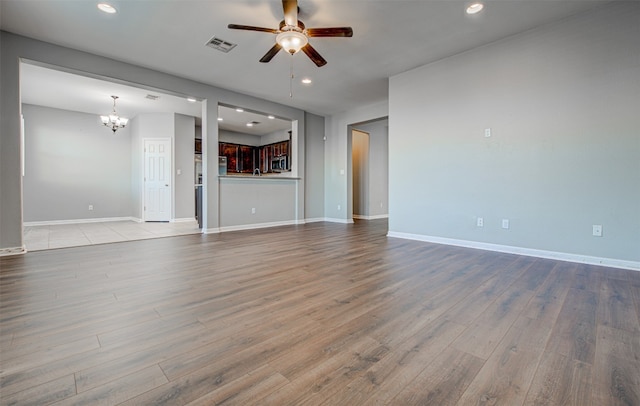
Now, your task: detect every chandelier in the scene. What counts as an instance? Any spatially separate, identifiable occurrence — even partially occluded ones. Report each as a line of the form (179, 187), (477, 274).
(100, 95), (129, 133)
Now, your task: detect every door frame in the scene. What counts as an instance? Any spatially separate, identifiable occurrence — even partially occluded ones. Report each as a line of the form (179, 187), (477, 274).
(142, 137), (173, 222)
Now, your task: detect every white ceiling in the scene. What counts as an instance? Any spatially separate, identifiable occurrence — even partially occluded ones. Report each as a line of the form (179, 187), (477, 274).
(2, 0), (612, 117)
(20, 62), (292, 135)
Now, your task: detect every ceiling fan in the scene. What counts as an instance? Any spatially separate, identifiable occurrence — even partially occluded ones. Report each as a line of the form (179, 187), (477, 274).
(228, 0), (353, 67)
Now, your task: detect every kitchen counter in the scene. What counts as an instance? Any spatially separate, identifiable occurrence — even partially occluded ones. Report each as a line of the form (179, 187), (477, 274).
(219, 174), (300, 180)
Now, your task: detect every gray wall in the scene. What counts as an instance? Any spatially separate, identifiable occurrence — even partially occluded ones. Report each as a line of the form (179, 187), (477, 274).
(219, 129), (290, 147)
(22, 104), (132, 222)
(219, 178), (297, 228)
(261, 129), (291, 145)
(388, 2), (640, 264)
(130, 116), (142, 220)
(219, 130), (261, 146)
(304, 112), (325, 220)
(21, 107), (197, 223)
(174, 114), (195, 220)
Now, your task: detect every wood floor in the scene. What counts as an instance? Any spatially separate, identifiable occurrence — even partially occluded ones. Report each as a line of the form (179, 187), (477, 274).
(1, 220), (638, 405)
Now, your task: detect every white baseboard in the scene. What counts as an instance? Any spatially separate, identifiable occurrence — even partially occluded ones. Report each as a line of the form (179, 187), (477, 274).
(203, 220), (299, 234)
(24, 217), (137, 227)
(387, 231), (640, 272)
(353, 214), (389, 220)
(304, 217), (326, 223)
(219, 220), (299, 232)
(0, 246), (27, 257)
(208, 218), (355, 231)
(323, 217), (355, 224)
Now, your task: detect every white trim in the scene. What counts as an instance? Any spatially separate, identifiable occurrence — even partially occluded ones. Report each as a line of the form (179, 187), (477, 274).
(324, 217), (355, 224)
(24, 217), (137, 227)
(304, 217), (326, 223)
(353, 214), (389, 220)
(171, 217), (196, 223)
(204, 219), (307, 234)
(0, 246), (27, 257)
(218, 220), (299, 233)
(387, 231), (640, 272)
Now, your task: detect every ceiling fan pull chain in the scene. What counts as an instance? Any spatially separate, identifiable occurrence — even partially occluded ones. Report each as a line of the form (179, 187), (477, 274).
(289, 55), (294, 98)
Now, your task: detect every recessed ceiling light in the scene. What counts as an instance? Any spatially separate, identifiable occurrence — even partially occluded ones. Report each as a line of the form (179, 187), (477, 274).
(246, 122), (254, 127)
(268, 115), (275, 120)
(235, 108), (244, 112)
(301, 78), (312, 85)
(97, 3), (117, 14)
(466, 2), (484, 14)
(187, 97), (197, 103)
(217, 117), (223, 121)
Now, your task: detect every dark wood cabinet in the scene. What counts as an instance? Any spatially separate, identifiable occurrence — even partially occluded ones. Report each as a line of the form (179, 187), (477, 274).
(219, 143), (238, 172)
(218, 139), (290, 174)
(239, 145), (253, 173)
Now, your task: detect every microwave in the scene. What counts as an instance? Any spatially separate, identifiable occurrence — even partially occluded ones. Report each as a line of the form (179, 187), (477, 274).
(271, 156), (287, 171)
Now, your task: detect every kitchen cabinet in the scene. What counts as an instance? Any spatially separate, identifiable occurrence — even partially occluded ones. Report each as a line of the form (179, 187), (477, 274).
(218, 139), (291, 174)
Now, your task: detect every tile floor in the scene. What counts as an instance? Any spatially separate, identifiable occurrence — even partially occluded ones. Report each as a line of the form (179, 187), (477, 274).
(23, 220), (201, 251)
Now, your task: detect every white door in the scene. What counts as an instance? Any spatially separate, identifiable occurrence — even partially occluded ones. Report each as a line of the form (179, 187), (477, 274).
(144, 139), (172, 222)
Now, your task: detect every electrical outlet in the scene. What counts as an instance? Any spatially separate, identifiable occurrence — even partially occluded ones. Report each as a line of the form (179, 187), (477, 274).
(337, 204), (341, 211)
(251, 208), (256, 214)
(592, 225), (602, 237)
(484, 128), (492, 138)
(88, 205), (93, 211)
(477, 217), (484, 227)
(502, 219), (510, 229)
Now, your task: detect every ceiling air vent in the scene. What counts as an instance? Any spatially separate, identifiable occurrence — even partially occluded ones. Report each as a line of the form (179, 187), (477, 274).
(145, 94), (160, 100)
(206, 36), (237, 53)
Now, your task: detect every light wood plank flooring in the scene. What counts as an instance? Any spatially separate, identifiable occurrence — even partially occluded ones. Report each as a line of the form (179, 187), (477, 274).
(1, 220), (638, 405)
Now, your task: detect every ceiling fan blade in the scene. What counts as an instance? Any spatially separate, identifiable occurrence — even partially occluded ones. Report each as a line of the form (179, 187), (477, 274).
(260, 43), (283, 63)
(228, 24), (278, 34)
(282, 0), (298, 27)
(301, 43), (327, 67)
(306, 27), (353, 37)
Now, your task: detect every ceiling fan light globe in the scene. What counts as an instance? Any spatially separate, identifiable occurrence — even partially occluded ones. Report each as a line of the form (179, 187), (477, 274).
(276, 31), (308, 54)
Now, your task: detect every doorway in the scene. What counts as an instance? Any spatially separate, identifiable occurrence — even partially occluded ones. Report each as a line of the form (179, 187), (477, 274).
(350, 119), (389, 221)
(352, 129), (370, 218)
(19, 61), (204, 251)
